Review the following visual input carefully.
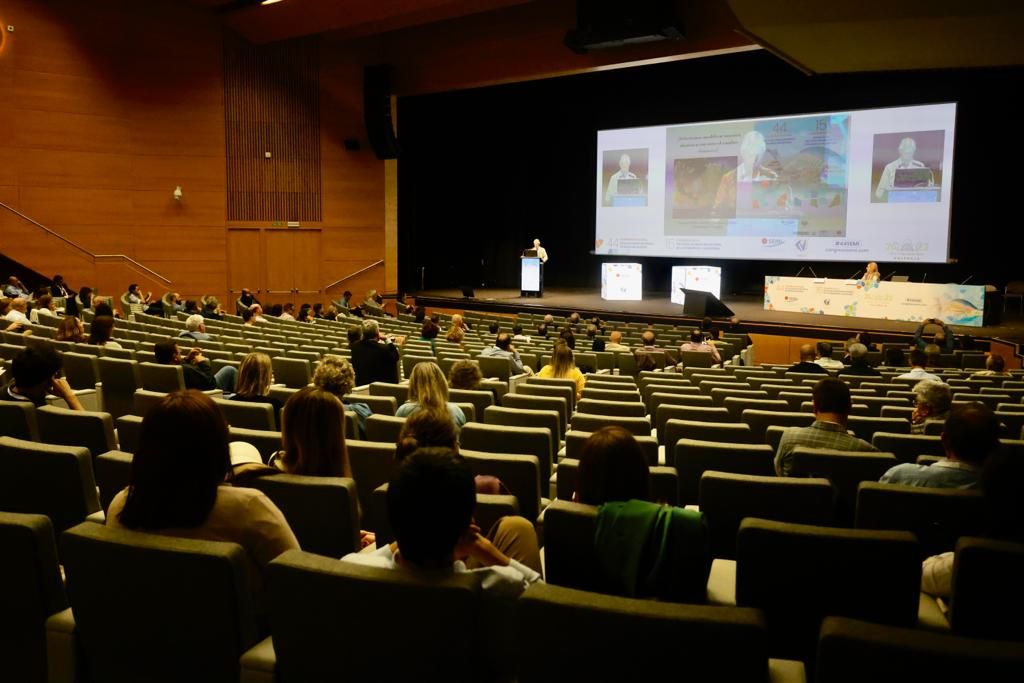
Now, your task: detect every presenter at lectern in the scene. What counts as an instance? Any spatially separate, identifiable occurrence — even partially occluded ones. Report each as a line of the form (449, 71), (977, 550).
(863, 262), (881, 282)
(528, 238), (549, 263)
(874, 137), (932, 200)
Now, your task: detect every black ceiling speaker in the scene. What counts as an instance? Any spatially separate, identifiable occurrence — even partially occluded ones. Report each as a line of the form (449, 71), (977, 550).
(364, 64), (401, 160)
(564, 0), (685, 54)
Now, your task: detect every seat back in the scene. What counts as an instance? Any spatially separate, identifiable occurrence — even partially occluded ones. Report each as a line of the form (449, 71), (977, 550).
(870, 432), (945, 464)
(244, 474), (359, 558)
(664, 419), (755, 449)
(740, 409), (816, 443)
(846, 416), (911, 441)
(368, 381), (410, 404)
(563, 430), (659, 467)
(94, 450), (134, 513)
(342, 393), (397, 416)
(96, 357), (141, 419)
(570, 413), (652, 437)
(501, 394), (568, 435)
(542, 500), (602, 591)
(62, 352), (100, 391)
(346, 439), (398, 523)
(0, 512), (67, 683)
(580, 387), (642, 404)
(213, 397), (275, 430)
(699, 472), (834, 559)
(270, 356), (312, 389)
(655, 405), (731, 445)
(0, 437), (100, 533)
(267, 550), (485, 683)
(460, 449), (542, 521)
(736, 519), (920, 661)
(949, 537), (1024, 641)
(790, 447), (898, 524)
(0, 400), (40, 441)
(61, 522), (257, 683)
(817, 616), (1024, 682)
(364, 414), (407, 443)
(575, 397), (646, 417)
(673, 439), (775, 504)
(722, 398), (790, 421)
(477, 354), (514, 382)
(132, 389), (169, 417)
(517, 583), (776, 683)
(138, 362), (186, 393)
(855, 482), (988, 558)
(484, 406), (560, 458)
(516, 383), (574, 414)
(448, 389), (495, 426)
(36, 405), (116, 460)
(461, 422), (553, 486)
(115, 415), (144, 454)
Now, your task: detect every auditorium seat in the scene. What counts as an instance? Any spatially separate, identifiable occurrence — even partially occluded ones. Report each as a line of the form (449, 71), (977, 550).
(213, 397), (276, 431)
(0, 400), (40, 441)
(501, 393), (566, 436)
(723, 397), (790, 421)
(563, 430), (659, 466)
(585, 373), (636, 386)
(51, 523), (258, 683)
(460, 449), (542, 522)
(36, 405), (117, 461)
(656, 405), (732, 445)
(734, 518), (921, 662)
(484, 406), (561, 456)
(740, 410), (816, 444)
(947, 537), (1024, 641)
(0, 512), (67, 683)
(664, 420), (756, 451)
(570, 413), (652, 437)
(0, 437), (103, 533)
(61, 352), (100, 391)
(673, 439), (775, 504)
(788, 447), (899, 523)
(579, 387), (642, 404)
(648, 390), (714, 419)
(816, 616), (1024, 682)
(461, 423), (553, 486)
(555, 458), (678, 505)
(244, 473), (359, 558)
(871, 432), (945, 464)
(518, 381), (576, 412)
(516, 582), (805, 683)
(138, 362), (186, 393)
(344, 439), (397, 520)
(368, 381), (410, 405)
(96, 357), (141, 419)
(854, 482), (987, 558)
(845, 415), (911, 441)
(709, 387), (768, 406)
(270, 357), (312, 389)
(447, 389), (494, 424)
(364, 413), (406, 443)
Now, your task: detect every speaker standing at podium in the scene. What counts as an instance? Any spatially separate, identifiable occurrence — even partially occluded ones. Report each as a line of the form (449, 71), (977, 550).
(521, 239), (548, 298)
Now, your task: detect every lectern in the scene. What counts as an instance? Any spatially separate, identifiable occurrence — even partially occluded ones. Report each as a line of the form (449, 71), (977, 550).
(521, 253), (543, 297)
(679, 288), (733, 317)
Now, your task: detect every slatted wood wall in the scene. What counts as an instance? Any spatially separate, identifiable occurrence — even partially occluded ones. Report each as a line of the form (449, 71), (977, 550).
(224, 33), (322, 222)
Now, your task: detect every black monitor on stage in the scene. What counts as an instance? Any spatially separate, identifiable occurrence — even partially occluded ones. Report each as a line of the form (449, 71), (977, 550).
(523, 248), (539, 257)
(679, 288), (734, 318)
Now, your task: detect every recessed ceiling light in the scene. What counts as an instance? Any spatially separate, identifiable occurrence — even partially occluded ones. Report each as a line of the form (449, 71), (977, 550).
(260, 0), (285, 6)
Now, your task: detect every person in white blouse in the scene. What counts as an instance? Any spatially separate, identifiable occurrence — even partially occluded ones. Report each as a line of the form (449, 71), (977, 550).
(530, 238), (548, 263)
(604, 153), (639, 203)
(863, 261), (881, 282)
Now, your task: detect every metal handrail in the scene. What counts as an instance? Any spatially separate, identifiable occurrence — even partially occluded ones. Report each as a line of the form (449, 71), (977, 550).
(0, 200), (172, 284)
(324, 260), (384, 290)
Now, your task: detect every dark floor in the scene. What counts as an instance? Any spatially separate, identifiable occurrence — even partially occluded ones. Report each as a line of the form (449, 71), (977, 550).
(414, 287), (1024, 345)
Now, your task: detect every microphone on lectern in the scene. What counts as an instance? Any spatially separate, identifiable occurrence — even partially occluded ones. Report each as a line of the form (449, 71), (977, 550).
(848, 270), (862, 280)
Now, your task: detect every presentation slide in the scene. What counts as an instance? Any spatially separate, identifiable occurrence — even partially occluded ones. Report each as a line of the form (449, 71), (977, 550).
(671, 266), (721, 306)
(595, 103), (956, 263)
(601, 263), (643, 301)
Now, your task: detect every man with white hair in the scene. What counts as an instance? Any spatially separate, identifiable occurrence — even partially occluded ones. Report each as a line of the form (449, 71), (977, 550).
(714, 130), (779, 211)
(909, 379), (953, 434)
(179, 314), (213, 341)
(604, 153), (638, 203)
(838, 343), (880, 377)
(4, 298), (30, 325)
(875, 137), (931, 200)
(531, 238), (548, 264)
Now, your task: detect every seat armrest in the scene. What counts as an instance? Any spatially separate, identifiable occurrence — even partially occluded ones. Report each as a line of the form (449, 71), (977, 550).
(768, 658), (806, 683)
(240, 636), (277, 683)
(85, 510), (106, 525)
(46, 608), (78, 683)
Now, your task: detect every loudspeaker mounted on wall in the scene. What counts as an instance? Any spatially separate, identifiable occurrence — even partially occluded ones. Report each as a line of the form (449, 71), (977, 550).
(363, 64), (400, 160)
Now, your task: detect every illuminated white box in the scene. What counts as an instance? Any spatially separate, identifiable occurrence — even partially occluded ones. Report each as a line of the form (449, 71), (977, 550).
(601, 263), (643, 301)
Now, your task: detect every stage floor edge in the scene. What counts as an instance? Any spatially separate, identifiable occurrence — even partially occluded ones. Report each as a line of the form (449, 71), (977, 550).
(412, 287), (1024, 344)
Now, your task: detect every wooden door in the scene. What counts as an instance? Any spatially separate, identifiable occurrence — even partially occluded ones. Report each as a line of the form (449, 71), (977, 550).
(227, 229), (262, 299)
(291, 230), (321, 297)
(264, 230), (295, 298)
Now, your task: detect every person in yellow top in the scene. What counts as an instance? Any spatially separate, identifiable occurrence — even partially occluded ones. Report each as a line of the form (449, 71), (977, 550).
(537, 341), (585, 400)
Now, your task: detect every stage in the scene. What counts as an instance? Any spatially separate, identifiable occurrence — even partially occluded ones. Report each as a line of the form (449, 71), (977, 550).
(413, 287), (1024, 345)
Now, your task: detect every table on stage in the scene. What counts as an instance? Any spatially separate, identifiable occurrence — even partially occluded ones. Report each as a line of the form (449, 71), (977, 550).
(763, 276), (985, 328)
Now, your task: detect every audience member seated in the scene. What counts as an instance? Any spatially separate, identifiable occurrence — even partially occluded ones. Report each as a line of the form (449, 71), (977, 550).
(241, 308), (256, 326)
(50, 274), (73, 298)
(106, 390), (298, 596)
(445, 325), (465, 344)
(480, 332), (532, 376)
(535, 323), (549, 339)
(313, 354), (373, 434)
(183, 300), (200, 315)
(815, 341), (844, 370)
(93, 298), (118, 319)
(776, 378), (879, 476)
(396, 362), (467, 429)
(346, 324), (362, 346)
(351, 320), (400, 386)
(2, 346), (84, 410)
(297, 304), (314, 323)
(538, 341), (585, 400)
(30, 294), (58, 323)
(55, 316), (87, 343)
(838, 343), (881, 377)
(154, 340), (236, 393)
(418, 320), (440, 355)
(604, 330), (631, 352)
(125, 283), (152, 306)
(882, 403), (998, 490)
(972, 354), (1009, 377)
(201, 300), (225, 321)
(4, 275), (30, 299)
(897, 348), (942, 382)
(229, 352), (283, 424)
(450, 313), (471, 331)
(488, 322), (500, 335)
(448, 359), (483, 391)
(559, 327), (576, 350)
(511, 324), (531, 344)
(883, 347), (907, 367)
(587, 325), (605, 352)
(279, 303), (296, 321)
(853, 331), (877, 352)
(340, 447), (542, 593)
(568, 312), (581, 329)
(337, 290), (353, 310)
(251, 304), (267, 323)
(272, 386), (353, 477)
(543, 313), (555, 326)
(4, 297), (30, 324)
(574, 427), (651, 505)
(179, 314), (214, 341)
(908, 380), (952, 434)
(88, 315), (122, 349)
(679, 329), (722, 365)
(921, 445), (1024, 598)
(787, 343), (829, 375)
(238, 288), (260, 311)
(914, 317), (956, 352)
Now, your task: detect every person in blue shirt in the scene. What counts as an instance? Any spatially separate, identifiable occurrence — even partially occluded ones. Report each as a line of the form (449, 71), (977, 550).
(395, 361), (466, 429)
(914, 318), (955, 352)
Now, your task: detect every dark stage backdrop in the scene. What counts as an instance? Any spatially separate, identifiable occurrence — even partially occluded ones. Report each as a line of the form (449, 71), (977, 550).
(397, 50), (1022, 296)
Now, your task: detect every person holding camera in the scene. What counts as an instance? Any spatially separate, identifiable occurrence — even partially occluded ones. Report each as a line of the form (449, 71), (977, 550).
(914, 318), (956, 352)
(351, 319), (402, 385)
(679, 329), (721, 365)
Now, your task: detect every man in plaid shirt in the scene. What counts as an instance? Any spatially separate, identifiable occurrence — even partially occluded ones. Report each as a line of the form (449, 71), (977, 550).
(775, 378), (878, 476)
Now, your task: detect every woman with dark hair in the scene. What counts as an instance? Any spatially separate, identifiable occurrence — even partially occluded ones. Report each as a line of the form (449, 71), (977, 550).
(574, 426), (651, 505)
(88, 315), (122, 349)
(273, 386), (353, 478)
(297, 303), (314, 323)
(55, 316), (87, 343)
(418, 320), (440, 355)
(106, 391), (298, 590)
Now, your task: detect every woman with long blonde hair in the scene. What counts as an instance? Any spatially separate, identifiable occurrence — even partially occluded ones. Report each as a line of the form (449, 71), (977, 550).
(230, 352), (283, 425)
(395, 361), (466, 428)
(537, 341), (585, 400)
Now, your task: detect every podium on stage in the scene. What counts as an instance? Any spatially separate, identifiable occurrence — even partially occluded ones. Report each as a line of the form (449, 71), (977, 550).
(679, 288), (734, 317)
(521, 251), (543, 297)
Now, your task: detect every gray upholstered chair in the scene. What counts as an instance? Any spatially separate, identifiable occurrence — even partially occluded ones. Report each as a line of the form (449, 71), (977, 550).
(364, 414), (407, 443)
(570, 413), (651, 437)
(49, 522), (258, 683)
(96, 357), (141, 419)
(213, 397), (276, 430)
(36, 405), (116, 460)
(0, 400), (40, 440)
(461, 422), (553, 487)
(244, 474), (359, 558)
(789, 447), (898, 523)
(947, 537), (1024, 641)
(270, 357), (312, 389)
(0, 512), (67, 683)
(138, 362), (186, 392)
